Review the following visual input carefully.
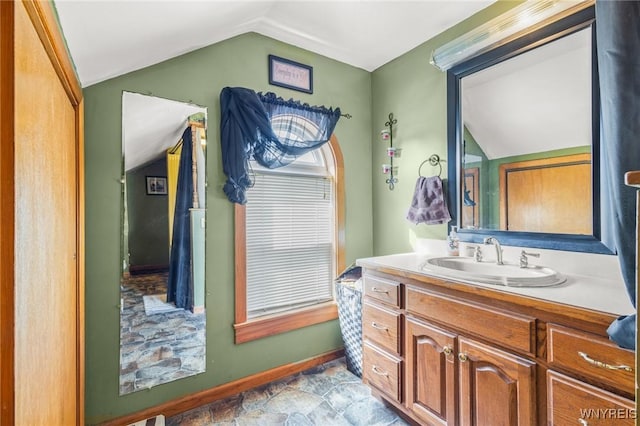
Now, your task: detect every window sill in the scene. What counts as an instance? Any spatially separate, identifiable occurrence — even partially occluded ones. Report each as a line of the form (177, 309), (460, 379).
(233, 302), (338, 344)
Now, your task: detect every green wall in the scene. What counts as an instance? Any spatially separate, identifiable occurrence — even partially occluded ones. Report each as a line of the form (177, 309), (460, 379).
(84, 32), (373, 423)
(370, 1), (523, 255)
(126, 158), (169, 268)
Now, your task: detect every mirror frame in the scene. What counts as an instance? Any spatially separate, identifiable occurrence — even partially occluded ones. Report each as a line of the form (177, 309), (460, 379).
(446, 5), (613, 254)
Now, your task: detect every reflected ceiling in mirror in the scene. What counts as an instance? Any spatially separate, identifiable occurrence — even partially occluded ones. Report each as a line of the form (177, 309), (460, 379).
(461, 27), (592, 235)
(120, 92), (207, 395)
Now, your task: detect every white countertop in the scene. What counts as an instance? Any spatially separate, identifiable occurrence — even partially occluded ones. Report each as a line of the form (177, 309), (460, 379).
(357, 253), (635, 317)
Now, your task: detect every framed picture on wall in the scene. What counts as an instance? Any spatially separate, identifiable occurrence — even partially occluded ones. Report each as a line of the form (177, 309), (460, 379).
(268, 55), (313, 94)
(146, 176), (167, 195)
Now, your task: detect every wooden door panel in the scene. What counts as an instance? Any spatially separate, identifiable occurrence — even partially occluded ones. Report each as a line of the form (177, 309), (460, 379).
(458, 337), (536, 426)
(473, 365), (517, 425)
(462, 168), (479, 229)
(405, 316), (456, 425)
(499, 154), (592, 234)
(14, 2), (79, 424)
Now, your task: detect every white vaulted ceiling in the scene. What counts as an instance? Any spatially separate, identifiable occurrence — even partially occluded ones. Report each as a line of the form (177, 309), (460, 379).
(53, 0), (495, 88)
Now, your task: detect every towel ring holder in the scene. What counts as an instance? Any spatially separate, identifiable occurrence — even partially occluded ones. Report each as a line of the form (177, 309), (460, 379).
(419, 154), (445, 177)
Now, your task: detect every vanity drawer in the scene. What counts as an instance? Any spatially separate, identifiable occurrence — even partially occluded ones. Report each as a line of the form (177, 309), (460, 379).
(363, 343), (402, 403)
(406, 286), (535, 354)
(362, 301), (401, 356)
(547, 323), (634, 395)
(547, 370), (635, 425)
(364, 275), (401, 308)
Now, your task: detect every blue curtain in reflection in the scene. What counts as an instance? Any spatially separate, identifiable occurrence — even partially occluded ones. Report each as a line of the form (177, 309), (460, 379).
(167, 126), (194, 311)
(220, 87), (341, 204)
(597, 0), (640, 350)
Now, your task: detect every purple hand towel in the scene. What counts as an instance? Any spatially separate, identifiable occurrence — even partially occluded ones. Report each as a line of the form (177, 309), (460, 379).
(406, 176), (452, 225)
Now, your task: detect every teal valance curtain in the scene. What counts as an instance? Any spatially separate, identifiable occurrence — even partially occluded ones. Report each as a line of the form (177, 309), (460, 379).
(220, 87), (341, 204)
(597, 0), (640, 350)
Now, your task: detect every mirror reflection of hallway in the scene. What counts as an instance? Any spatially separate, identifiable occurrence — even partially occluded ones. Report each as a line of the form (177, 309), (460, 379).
(120, 92), (207, 395)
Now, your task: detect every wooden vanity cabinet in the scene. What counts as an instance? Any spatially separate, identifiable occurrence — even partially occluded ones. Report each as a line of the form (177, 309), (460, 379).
(546, 323), (635, 424)
(547, 370), (635, 425)
(404, 313), (536, 425)
(360, 269), (635, 426)
(457, 337), (536, 426)
(405, 316), (456, 425)
(363, 342), (402, 402)
(547, 323), (634, 395)
(362, 275), (403, 404)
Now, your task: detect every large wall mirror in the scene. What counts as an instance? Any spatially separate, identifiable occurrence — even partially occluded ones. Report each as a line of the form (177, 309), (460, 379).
(447, 5), (612, 254)
(119, 92), (207, 394)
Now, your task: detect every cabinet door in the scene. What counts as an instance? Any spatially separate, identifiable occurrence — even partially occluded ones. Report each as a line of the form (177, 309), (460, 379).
(458, 337), (536, 426)
(405, 316), (457, 425)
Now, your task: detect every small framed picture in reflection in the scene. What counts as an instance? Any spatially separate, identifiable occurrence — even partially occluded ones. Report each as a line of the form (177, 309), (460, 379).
(146, 176), (167, 195)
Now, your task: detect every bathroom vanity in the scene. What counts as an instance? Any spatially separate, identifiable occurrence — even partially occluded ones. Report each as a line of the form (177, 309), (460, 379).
(357, 253), (635, 425)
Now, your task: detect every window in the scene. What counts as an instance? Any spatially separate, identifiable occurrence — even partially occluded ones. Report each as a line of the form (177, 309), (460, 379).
(234, 117), (344, 343)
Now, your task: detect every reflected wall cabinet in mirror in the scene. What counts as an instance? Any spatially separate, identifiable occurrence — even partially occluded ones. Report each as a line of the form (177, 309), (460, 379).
(119, 92), (207, 394)
(446, 3), (612, 254)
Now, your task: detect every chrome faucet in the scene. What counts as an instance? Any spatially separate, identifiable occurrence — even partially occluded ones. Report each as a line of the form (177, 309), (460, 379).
(483, 237), (503, 265)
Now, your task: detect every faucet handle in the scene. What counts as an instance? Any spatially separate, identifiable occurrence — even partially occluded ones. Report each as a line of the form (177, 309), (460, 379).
(520, 250), (540, 268)
(474, 246), (483, 262)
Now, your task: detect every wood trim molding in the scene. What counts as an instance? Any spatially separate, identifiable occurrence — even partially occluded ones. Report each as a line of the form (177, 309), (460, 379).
(234, 204), (247, 325)
(328, 135), (346, 276)
(0, 3), (16, 425)
(128, 264), (170, 275)
(21, 0), (82, 104)
(625, 171), (640, 188)
(76, 100), (86, 426)
(99, 348), (345, 426)
(234, 302), (338, 344)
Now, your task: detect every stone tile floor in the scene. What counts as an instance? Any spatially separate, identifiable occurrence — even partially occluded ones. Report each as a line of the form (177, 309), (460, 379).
(166, 358), (409, 426)
(120, 272), (206, 395)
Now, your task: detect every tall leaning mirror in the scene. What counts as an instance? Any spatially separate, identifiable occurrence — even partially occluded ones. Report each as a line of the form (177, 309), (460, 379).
(446, 5), (612, 254)
(119, 92), (207, 395)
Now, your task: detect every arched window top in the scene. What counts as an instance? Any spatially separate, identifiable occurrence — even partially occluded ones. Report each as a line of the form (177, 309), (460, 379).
(252, 113), (332, 176)
(220, 87), (341, 204)
(271, 113), (324, 141)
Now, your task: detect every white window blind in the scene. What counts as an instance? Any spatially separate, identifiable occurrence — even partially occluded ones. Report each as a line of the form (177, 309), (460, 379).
(245, 172), (335, 319)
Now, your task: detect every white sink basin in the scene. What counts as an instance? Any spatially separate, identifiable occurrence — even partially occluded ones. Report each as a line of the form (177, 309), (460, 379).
(422, 256), (566, 287)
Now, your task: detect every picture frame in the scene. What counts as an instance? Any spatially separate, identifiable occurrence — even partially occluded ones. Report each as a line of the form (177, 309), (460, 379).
(146, 176), (167, 195)
(268, 54), (313, 94)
